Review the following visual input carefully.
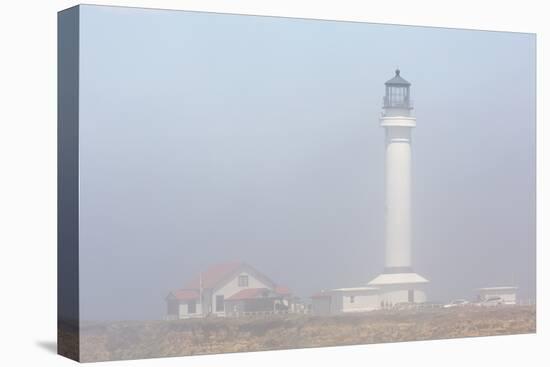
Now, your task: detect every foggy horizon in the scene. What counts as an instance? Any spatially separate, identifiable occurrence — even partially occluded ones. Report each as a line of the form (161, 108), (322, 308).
(77, 5), (535, 321)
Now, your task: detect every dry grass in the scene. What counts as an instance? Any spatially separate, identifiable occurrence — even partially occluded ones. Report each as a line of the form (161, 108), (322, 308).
(77, 305), (535, 362)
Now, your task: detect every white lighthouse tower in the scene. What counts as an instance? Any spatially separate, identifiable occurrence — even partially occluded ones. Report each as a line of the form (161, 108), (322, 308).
(368, 69), (429, 305)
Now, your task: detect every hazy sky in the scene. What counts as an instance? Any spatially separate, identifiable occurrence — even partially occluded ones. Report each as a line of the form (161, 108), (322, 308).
(77, 5), (535, 321)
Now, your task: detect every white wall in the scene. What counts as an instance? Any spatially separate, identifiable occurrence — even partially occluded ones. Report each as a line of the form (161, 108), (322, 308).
(380, 286), (427, 306)
(340, 293), (379, 313)
(178, 301), (203, 319)
(312, 291), (380, 314)
(383, 123), (414, 269)
(212, 271), (272, 316)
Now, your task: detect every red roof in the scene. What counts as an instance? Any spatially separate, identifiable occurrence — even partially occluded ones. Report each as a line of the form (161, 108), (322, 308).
(171, 289), (199, 301)
(227, 288), (270, 300)
(275, 285), (291, 295)
(185, 261), (243, 289)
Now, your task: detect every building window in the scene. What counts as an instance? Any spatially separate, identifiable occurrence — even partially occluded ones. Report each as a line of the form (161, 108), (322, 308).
(349, 296), (355, 303)
(188, 301), (196, 314)
(216, 295), (224, 312)
(238, 275), (249, 287)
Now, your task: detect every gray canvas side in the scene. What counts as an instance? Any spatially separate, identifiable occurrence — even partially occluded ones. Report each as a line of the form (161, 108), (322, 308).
(57, 5), (80, 362)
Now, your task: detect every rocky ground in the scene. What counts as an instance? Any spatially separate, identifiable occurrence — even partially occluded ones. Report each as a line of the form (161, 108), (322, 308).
(77, 305), (535, 362)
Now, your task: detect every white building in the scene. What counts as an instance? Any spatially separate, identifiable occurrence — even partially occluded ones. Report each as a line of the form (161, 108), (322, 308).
(366, 69), (429, 303)
(477, 286), (518, 305)
(311, 287), (380, 315)
(311, 70), (429, 316)
(166, 262), (293, 319)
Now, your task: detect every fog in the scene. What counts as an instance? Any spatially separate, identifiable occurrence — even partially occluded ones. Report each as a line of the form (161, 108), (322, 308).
(77, 5), (535, 321)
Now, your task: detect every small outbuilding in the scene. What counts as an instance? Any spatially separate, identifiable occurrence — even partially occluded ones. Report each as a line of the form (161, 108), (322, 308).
(477, 286), (518, 305)
(311, 287), (380, 315)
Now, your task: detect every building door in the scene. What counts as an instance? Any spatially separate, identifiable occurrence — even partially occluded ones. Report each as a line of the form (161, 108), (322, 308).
(408, 289), (414, 303)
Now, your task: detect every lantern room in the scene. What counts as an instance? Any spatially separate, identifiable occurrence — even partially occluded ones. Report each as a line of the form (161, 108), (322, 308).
(383, 69), (412, 110)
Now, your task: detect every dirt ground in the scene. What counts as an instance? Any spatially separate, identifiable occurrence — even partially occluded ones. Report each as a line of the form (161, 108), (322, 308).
(76, 305), (535, 362)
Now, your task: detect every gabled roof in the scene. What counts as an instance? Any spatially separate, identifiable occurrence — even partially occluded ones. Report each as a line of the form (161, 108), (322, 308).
(183, 261), (277, 291)
(385, 69), (411, 86)
(185, 261), (244, 289)
(170, 289), (199, 301)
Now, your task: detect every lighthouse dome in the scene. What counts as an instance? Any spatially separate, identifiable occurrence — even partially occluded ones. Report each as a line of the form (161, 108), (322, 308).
(384, 68), (411, 86)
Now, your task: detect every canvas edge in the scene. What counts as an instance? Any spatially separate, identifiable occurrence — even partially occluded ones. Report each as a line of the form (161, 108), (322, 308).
(57, 4), (81, 362)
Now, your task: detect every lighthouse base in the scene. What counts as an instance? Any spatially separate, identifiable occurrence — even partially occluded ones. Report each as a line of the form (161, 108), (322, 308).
(368, 272), (429, 306)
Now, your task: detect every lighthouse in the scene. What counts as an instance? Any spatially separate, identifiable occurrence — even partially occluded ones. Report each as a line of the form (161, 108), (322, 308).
(368, 69), (429, 305)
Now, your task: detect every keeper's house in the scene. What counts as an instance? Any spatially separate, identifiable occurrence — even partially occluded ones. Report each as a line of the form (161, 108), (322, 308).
(166, 262), (292, 319)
